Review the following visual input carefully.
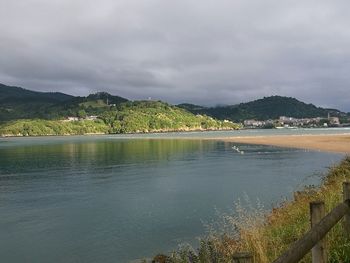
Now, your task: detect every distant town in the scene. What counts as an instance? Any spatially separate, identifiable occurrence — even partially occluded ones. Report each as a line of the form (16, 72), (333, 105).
(243, 114), (348, 129)
(64, 113), (348, 130)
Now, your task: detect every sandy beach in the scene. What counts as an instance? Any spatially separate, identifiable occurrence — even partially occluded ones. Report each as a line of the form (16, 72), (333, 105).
(221, 134), (350, 154)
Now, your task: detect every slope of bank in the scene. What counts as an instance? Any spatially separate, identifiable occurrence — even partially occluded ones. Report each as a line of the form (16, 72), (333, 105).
(153, 157), (350, 263)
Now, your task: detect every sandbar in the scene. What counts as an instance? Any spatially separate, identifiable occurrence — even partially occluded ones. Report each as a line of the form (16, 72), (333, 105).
(220, 134), (350, 154)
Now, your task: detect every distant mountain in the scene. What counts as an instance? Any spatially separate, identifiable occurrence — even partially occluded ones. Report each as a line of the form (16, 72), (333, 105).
(0, 83), (242, 136)
(0, 83), (73, 103)
(177, 103), (207, 111)
(178, 96), (346, 121)
(0, 83), (129, 121)
(0, 99), (240, 136)
(86, 91), (128, 105)
(1, 83), (347, 124)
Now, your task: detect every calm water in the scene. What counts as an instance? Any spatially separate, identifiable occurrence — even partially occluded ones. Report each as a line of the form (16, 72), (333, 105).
(0, 130), (347, 262)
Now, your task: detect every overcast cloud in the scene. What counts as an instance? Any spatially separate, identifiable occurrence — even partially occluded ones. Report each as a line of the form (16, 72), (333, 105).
(1, 0), (350, 110)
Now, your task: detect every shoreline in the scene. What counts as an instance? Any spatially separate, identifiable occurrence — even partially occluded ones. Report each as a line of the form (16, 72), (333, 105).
(160, 157), (350, 262)
(218, 133), (350, 154)
(2, 129), (350, 155)
(0, 127), (239, 138)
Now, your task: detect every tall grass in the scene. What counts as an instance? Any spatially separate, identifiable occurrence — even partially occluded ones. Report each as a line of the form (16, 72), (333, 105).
(151, 157), (350, 263)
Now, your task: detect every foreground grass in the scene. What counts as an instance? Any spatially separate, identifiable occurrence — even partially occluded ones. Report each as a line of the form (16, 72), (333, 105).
(151, 157), (350, 263)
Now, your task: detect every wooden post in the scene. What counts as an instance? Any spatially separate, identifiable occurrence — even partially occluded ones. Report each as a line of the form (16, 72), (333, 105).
(343, 182), (350, 237)
(310, 201), (327, 263)
(273, 202), (350, 263)
(232, 252), (253, 263)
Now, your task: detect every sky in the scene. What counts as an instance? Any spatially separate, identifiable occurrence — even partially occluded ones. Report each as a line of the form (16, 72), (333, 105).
(1, 0), (350, 111)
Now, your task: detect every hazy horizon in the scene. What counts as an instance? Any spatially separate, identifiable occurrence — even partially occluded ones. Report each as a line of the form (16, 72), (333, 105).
(1, 1), (350, 111)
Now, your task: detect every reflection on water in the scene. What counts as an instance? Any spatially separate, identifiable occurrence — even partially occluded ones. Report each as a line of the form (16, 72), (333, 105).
(0, 139), (211, 175)
(0, 137), (344, 262)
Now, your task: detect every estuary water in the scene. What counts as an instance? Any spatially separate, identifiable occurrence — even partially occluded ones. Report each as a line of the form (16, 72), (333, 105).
(0, 129), (348, 262)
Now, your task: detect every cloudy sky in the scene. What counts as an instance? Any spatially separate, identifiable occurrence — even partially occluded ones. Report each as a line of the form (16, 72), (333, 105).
(1, 0), (350, 110)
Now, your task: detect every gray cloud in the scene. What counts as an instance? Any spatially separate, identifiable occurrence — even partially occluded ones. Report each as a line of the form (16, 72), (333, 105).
(1, 0), (350, 110)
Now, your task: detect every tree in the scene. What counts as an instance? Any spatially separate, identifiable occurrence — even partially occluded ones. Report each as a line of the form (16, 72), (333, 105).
(77, 110), (87, 119)
(101, 111), (116, 126)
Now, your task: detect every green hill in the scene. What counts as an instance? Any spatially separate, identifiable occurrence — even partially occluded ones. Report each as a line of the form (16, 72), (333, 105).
(0, 101), (240, 136)
(2, 83), (347, 136)
(0, 84), (240, 136)
(178, 96), (346, 122)
(86, 92), (128, 105)
(0, 83), (73, 103)
(0, 84), (129, 121)
(177, 103), (207, 111)
(0, 83), (76, 121)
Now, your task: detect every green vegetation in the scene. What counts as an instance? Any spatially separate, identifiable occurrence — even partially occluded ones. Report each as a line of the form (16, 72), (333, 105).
(0, 83), (73, 103)
(2, 83), (349, 127)
(4, 82), (349, 135)
(0, 101), (240, 136)
(0, 84), (128, 121)
(152, 157), (350, 263)
(102, 101), (240, 134)
(0, 83), (74, 121)
(179, 96), (347, 122)
(2, 83), (349, 124)
(0, 119), (109, 136)
(0, 83), (240, 136)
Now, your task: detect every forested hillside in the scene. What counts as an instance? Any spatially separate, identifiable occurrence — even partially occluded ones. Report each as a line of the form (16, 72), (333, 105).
(0, 84), (128, 121)
(0, 84), (240, 136)
(0, 101), (240, 136)
(178, 96), (346, 121)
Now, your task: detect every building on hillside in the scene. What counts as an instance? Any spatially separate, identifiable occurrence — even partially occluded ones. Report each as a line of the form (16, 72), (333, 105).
(329, 117), (340, 126)
(66, 117), (79, 121)
(86, 115), (98, 121)
(278, 116), (322, 127)
(279, 116), (296, 124)
(243, 119), (266, 128)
